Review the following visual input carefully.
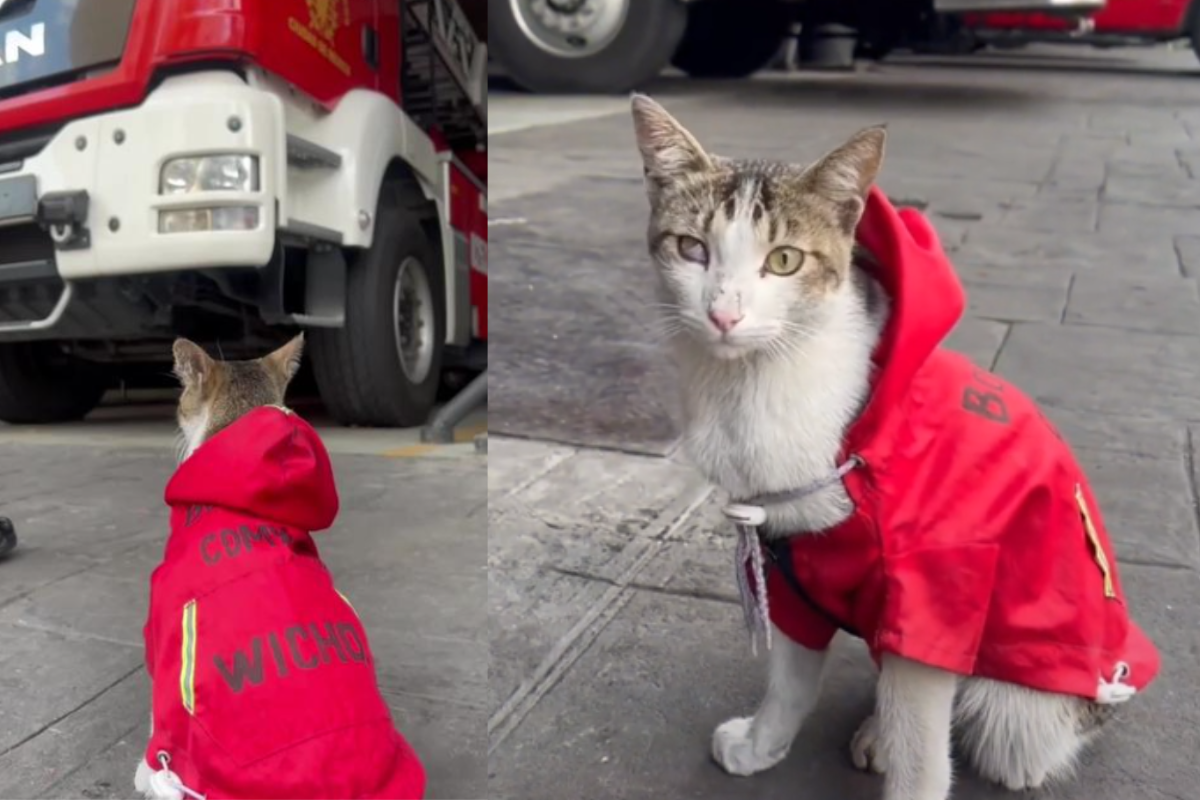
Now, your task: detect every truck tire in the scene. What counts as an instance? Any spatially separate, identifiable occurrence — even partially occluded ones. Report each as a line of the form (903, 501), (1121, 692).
(0, 342), (108, 424)
(1190, 0), (1200, 65)
(310, 201), (445, 428)
(490, 0), (687, 94)
(672, 0), (792, 79)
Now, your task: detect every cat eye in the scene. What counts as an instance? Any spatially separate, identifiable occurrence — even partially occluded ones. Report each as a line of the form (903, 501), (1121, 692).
(763, 246), (805, 277)
(676, 235), (709, 265)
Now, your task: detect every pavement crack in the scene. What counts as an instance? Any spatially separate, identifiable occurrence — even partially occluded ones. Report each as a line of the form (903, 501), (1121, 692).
(1060, 273), (1077, 325)
(1173, 236), (1190, 278)
(492, 444), (576, 502)
(379, 687), (487, 711)
(547, 565), (737, 606)
(989, 322), (1014, 372)
(1117, 557), (1195, 573)
(1183, 428), (1200, 554)
(38, 717), (146, 800)
(1176, 149), (1194, 180)
(0, 561), (99, 613)
(11, 618), (142, 649)
(0, 663), (143, 760)
(487, 483), (712, 754)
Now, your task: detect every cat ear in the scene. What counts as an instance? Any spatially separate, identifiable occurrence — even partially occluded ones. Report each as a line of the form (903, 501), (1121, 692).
(263, 333), (305, 384)
(173, 338), (213, 389)
(630, 94), (713, 186)
(805, 126), (887, 230)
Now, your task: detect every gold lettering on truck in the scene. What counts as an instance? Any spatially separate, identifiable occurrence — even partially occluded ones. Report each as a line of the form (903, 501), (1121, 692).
(288, 0), (352, 76)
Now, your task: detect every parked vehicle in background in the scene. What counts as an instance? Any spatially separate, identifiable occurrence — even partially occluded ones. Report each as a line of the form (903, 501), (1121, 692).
(0, 0), (487, 428)
(489, 0), (1106, 93)
(964, 0), (1200, 62)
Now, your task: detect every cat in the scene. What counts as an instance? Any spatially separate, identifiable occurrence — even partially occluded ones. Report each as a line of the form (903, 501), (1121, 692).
(170, 335), (305, 462)
(134, 336), (425, 800)
(629, 94), (1157, 800)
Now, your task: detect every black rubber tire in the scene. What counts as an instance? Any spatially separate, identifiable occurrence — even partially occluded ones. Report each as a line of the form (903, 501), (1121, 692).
(0, 342), (108, 424)
(1190, 0), (1200, 65)
(0, 517), (14, 559)
(489, 0), (687, 94)
(310, 195), (446, 428)
(854, 39), (894, 61)
(672, 0), (792, 79)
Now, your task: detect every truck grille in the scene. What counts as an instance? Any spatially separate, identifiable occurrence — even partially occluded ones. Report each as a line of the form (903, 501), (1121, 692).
(0, 123), (60, 167)
(0, 221), (52, 266)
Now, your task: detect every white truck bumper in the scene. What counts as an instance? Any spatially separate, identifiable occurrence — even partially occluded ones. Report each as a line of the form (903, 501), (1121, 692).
(5, 71), (285, 281)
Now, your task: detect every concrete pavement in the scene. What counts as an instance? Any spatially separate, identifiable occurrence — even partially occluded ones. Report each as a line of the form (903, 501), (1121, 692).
(0, 405), (486, 799)
(489, 46), (1200, 799)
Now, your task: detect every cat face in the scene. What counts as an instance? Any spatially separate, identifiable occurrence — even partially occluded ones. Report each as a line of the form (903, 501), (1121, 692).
(172, 335), (305, 461)
(631, 95), (885, 360)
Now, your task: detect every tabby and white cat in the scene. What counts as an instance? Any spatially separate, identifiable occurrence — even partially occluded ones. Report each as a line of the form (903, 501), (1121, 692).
(137, 334), (304, 798)
(629, 95), (1119, 800)
(172, 335), (304, 460)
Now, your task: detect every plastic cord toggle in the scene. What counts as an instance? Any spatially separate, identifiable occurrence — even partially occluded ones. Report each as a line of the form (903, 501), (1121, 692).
(1096, 661), (1135, 705)
(148, 752), (206, 800)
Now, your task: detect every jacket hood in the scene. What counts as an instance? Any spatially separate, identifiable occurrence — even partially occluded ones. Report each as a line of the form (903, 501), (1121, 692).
(165, 407), (339, 532)
(850, 186), (966, 442)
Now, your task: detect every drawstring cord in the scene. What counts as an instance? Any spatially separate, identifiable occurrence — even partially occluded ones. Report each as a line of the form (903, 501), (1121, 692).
(149, 752), (206, 800)
(724, 457), (862, 655)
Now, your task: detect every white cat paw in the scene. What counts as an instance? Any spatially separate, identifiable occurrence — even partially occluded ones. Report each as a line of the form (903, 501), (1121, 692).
(712, 716), (788, 776)
(850, 714), (888, 774)
(999, 767), (1049, 792)
(133, 758), (153, 797)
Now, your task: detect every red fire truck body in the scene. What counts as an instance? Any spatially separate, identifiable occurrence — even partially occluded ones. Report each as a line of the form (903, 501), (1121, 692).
(965, 0), (1199, 61)
(0, 0), (486, 428)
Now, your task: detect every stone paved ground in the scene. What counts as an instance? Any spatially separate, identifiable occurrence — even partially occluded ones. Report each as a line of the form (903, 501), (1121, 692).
(0, 422), (486, 800)
(489, 46), (1200, 799)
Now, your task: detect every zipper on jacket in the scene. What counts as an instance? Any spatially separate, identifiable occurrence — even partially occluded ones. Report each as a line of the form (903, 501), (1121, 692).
(180, 599), (197, 715)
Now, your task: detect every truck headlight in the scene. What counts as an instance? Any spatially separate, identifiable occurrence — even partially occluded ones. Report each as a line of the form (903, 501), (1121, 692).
(160, 155), (259, 195)
(159, 206), (261, 234)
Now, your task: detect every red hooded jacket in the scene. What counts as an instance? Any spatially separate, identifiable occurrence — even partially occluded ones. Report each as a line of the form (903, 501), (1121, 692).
(762, 187), (1159, 702)
(143, 407), (425, 799)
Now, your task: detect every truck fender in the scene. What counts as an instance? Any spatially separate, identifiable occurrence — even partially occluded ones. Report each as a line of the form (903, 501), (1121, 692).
(277, 83), (471, 343)
(282, 88), (443, 251)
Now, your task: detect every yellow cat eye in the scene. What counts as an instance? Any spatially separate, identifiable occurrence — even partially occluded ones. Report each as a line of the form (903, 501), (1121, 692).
(764, 247), (805, 276)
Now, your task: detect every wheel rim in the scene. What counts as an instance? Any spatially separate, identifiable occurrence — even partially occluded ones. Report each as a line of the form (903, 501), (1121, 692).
(508, 0), (630, 58)
(393, 256), (435, 385)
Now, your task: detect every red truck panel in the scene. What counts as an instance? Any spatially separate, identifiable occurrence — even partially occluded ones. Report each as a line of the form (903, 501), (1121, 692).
(971, 0), (1189, 34)
(449, 161), (487, 341)
(0, 0), (390, 136)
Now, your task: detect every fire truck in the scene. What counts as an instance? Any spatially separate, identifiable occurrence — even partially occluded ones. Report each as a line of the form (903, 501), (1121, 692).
(0, 0), (487, 429)
(490, 0), (1105, 93)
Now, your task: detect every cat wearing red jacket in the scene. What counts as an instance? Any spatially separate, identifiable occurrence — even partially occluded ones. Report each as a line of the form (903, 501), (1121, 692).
(630, 95), (1158, 800)
(134, 336), (425, 800)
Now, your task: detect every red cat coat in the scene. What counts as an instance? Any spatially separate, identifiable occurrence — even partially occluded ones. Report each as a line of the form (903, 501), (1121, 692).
(142, 407), (425, 799)
(761, 187), (1159, 701)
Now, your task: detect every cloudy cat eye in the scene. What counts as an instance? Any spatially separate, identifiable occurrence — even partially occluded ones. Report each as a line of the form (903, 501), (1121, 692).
(763, 246), (805, 276)
(676, 235), (709, 265)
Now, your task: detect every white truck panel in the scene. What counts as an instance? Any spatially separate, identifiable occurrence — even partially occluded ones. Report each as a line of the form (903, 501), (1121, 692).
(18, 72), (284, 280)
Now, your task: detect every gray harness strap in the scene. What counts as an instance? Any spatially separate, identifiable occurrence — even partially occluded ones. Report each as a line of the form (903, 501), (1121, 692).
(727, 457), (861, 654)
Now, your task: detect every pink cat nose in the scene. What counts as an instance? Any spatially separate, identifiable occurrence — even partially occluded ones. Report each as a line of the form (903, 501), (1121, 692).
(708, 309), (744, 333)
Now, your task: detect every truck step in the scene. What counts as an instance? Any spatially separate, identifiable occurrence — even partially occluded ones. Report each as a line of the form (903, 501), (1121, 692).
(286, 135), (342, 170)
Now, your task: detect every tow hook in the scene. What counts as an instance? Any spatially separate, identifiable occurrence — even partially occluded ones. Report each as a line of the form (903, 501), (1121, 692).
(38, 190), (91, 251)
